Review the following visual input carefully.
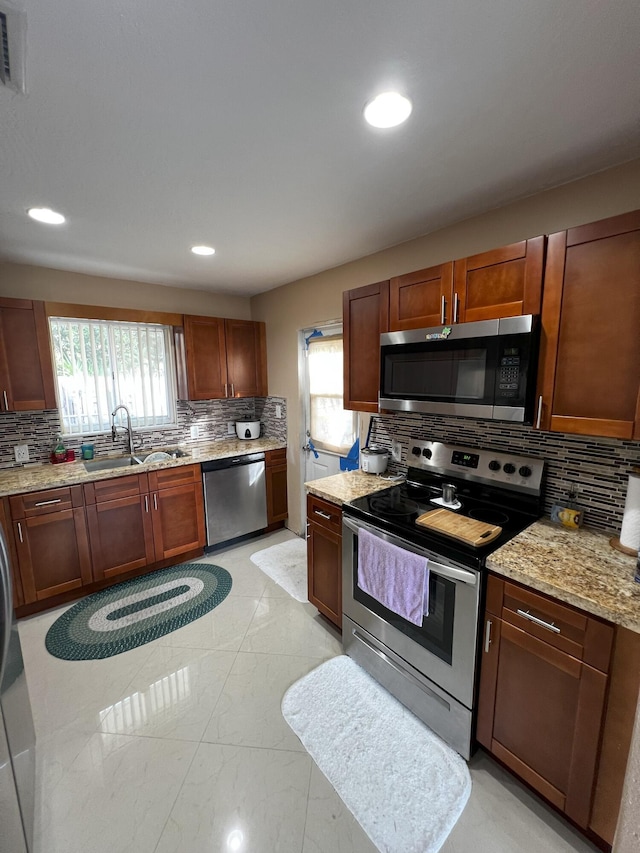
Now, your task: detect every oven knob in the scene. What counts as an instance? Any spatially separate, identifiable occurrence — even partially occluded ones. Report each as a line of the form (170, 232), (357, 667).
(519, 465), (532, 478)
(488, 460), (501, 471)
(503, 463), (516, 474)
(411, 446), (421, 457)
(421, 448), (432, 459)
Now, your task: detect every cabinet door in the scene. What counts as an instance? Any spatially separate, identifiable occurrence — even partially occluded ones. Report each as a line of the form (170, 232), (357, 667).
(537, 210), (640, 439)
(183, 315), (228, 400)
(150, 483), (206, 562)
(14, 509), (92, 603)
(0, 299), (56, 411)
(307, 521), (341, 628)
(389, 262), (454, 330)
(343, 280), (389, 412)
(86, 495), (155, 580)
(477, 616), (608, 828)
(225, 319), (268, 397)
(266, 462), (288, 524)
(453, 237), (544, 324)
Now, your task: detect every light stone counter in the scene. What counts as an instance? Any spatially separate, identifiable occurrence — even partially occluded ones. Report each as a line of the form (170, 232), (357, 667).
(487, 519), (640, 632)
(0, 438), (286, 498)
(304, 470), (396, 506)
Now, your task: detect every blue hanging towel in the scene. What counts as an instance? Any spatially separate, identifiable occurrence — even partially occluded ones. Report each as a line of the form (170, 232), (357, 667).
(340, 437), (360, 472)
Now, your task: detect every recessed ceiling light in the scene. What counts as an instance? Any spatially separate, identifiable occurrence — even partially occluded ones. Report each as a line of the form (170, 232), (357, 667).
(363, 92), (412, 129)
(27, 207), (66, 225)
(191, 245), (216, 256)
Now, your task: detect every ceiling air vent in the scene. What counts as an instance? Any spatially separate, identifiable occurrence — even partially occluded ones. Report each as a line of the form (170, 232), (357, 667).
(0, 5), (26, 94)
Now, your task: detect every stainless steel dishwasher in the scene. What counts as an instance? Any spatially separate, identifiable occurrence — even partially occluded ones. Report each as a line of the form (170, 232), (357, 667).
(202, 452), (268, 549)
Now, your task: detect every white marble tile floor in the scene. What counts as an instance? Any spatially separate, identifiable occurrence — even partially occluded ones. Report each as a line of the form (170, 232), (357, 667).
(19, 529), (599, 853)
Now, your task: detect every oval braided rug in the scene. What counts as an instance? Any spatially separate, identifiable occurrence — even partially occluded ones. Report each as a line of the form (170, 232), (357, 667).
(45, 562), (232, 660)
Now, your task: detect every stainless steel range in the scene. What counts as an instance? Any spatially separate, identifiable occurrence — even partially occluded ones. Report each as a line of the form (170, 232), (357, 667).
(342, 439), (544, 759)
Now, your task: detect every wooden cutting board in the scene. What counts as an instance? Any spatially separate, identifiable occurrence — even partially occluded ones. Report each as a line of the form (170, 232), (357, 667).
(415, 508), (502, 547)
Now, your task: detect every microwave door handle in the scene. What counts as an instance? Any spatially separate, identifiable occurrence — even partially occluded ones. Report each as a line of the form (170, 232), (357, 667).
(343, 517), (477, 586)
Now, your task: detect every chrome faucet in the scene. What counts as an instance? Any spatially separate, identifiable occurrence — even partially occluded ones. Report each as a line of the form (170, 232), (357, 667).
(111, 404), (134, 455)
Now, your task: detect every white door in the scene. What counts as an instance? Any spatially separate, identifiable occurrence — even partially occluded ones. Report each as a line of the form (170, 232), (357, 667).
(301, 324), (357, 516)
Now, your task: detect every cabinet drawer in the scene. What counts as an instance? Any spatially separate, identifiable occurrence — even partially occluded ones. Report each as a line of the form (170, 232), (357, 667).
(490, 575), (614, 673)
(84, 473), (149, 505)
(148, 463), (201, 492)
(10, 485), (83, 518)
(265, 447), (287, 466)
(307, 494), (342, 535)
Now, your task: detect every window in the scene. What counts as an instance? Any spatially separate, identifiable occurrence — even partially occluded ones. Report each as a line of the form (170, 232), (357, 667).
(308, 334), (356, 454)
(49, 317), (177, 435)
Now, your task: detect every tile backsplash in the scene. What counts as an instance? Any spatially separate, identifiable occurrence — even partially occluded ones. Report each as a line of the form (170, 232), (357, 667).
(0, 396), (287, 467)
(369, 413), (640, 535)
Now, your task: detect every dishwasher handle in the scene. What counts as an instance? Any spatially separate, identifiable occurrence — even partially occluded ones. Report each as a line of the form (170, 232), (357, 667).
(201, 452), (265, 472)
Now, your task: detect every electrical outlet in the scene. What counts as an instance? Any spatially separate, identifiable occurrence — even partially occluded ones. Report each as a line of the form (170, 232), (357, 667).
(14, 444), (29, 463)
(190, 424), (200, 439)
(227, 421), (236, 435)
(391, 439), (402, 463)
(275, 404), (282, 419)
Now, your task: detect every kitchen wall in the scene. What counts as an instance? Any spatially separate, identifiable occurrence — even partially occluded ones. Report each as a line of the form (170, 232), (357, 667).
(0, 396), (287, 468)
(0, 262), (252, 319)
(368, 414), (640, 536)
(250, 158), (640, 535)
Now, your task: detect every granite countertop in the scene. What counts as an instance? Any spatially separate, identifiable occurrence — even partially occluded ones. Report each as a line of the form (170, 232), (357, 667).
(0, 437), (286, 498)
(304, 470), (396, 505)
(487, 519), (640, 633)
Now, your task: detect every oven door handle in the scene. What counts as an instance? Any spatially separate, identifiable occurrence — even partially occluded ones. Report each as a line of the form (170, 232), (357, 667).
(343, 516), (477, 586)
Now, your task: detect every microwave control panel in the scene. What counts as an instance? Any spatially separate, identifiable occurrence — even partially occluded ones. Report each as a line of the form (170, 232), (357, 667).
(497, 347), (521, 397)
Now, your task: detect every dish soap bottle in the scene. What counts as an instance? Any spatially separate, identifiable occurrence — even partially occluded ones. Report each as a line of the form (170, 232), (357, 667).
(53, 434), (67, 462)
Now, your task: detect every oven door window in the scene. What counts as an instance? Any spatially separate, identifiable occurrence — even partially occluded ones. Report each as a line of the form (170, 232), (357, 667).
(353, 550), (456, 665)
(380, 337), (498, 404)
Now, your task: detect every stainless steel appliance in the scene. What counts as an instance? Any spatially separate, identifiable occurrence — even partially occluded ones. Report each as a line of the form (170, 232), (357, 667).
(379, 315), (539, 423)
(202, 453), (268, 549)
(342, 439), (544, 758)
(0, 527), (35, 853)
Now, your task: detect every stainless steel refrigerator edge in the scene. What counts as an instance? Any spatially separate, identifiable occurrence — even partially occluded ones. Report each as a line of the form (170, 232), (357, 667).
(202, 453), (268, 548)
(0, 527), (35, 853)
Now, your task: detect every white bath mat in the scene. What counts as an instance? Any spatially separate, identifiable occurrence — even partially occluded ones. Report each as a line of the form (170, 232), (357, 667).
(250, 537), (308, 602)
(282, 655), (471, 853)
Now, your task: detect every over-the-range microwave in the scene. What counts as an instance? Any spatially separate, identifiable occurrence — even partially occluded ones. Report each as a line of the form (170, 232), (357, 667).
(379, 315), (540, 423)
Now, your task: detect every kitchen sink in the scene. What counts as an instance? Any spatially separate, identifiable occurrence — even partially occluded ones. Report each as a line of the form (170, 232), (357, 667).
(83, 455), (144, 472)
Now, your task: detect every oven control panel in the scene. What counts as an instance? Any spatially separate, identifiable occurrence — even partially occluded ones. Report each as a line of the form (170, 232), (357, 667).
(408, 439), (544, 495)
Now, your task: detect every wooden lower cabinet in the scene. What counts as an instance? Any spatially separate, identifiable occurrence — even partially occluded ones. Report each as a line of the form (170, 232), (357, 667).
(86, 494), (155, 580)
(307, 494), (342, 628)
(477, 574), (614, 831)
(152, 482), (205, 561)
(9, 486), (92, 603)
(266, 448), (288, 525)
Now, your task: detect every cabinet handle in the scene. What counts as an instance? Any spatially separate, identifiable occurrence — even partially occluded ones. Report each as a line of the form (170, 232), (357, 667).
(484, 619), (493, 653)
(144, 495), (149, 513)
(314, 509), (332, 520)
(153, 493), (158, 511)
(17, 522), (23, 543)
(34, 499), (62, 507)
(535, 395), (543, 429)
(440, 295), (446, 324)
(224, 383), (228, 397)
(453, 292), (459, 324)
(231, 383), (235, 397)
(516, 608), (560, 634)
(2, 390), (7, 411)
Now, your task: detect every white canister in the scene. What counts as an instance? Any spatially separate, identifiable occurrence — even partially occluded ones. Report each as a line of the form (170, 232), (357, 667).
(360, 446), (389, 474)
(235, 421), (261, 440)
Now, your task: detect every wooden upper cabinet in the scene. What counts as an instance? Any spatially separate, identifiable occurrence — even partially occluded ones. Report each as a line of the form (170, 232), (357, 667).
(225, 319), (268, 397)
(183, 315), (228, 400)
(343, 280), (389, 412)
(536, 210), (640, 439)
(453, 237), (545, 324)
(0, 298), (56, 411)
(181, 315), (267, 401)
(389, 262), (454, 330)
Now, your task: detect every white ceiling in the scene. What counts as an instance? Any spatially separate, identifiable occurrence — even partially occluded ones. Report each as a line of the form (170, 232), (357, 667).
(1, 0), (639, 296)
